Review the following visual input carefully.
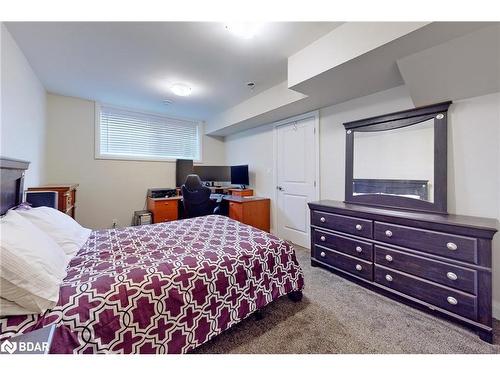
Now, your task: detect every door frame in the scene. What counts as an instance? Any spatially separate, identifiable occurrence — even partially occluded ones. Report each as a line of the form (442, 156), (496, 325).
(272, 110), (320, 245)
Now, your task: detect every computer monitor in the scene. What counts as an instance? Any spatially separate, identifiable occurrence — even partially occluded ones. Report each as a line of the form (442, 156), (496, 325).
(231, 165), (249, 188)
(192, 165), (230, 184)
(176, 159), (194, 187)
(25, 191), (59, 209)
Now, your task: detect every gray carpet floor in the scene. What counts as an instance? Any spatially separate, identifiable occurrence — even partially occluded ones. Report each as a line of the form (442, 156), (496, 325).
(194, 245), (500, 354)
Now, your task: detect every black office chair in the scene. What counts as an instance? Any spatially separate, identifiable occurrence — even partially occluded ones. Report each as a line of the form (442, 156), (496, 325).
(181, 174), (222, 218)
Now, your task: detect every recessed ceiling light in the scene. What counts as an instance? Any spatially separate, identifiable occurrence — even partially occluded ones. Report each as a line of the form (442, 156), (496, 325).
(171, 83), (192, 97)
(225, 23), (264, 39)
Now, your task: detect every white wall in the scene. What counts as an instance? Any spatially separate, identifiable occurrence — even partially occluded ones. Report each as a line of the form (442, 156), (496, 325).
(224, 86), (500, 318)
(225, 123), (277, 231)
(0, 24), (47, 187)
(45, 94), (225, 230)
(288, 22), (428, 87)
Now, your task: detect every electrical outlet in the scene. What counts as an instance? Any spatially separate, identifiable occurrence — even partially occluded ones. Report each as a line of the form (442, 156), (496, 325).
(112, 219), (118, 228)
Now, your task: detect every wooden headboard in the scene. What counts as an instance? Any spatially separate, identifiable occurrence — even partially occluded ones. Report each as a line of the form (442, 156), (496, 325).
(1, 157), (30, 215)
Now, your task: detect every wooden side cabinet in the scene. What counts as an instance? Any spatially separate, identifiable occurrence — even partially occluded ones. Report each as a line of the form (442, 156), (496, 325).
(226, 196), (270, 232)
(27, 184), (78, 219)
(147, 197), (181, 224)
(228, 188), (254, 197)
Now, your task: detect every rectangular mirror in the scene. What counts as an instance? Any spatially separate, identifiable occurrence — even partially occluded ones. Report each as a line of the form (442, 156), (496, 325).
(353, 118), (434, 202)
(344, 102), (451, 214)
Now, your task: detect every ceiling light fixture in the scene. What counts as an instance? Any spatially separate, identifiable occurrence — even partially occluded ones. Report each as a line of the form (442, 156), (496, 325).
(225, 22), (264, 39)
(171, 83), (192, 97)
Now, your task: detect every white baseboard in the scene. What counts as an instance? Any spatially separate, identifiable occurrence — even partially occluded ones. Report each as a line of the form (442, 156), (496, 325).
(493, 300), (500, 320)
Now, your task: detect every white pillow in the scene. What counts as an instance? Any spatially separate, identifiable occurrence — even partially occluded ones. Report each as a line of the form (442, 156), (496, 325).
(16, 206), (91, 257)
(0, 297), (39, 316)
(0, 210), (67, 314)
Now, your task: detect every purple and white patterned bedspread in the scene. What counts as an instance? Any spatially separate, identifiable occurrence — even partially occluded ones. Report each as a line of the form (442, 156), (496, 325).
(0, 215), (304, 353)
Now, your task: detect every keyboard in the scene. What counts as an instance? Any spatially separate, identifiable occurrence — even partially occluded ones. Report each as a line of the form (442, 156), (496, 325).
(210, 194), (224, 200)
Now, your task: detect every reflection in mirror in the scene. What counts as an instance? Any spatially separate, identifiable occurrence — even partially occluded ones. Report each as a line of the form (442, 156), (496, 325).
(353, 118), (434, 202)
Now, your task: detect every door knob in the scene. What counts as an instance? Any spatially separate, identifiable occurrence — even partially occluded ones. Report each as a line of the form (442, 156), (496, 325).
(277, 186), (284, 191)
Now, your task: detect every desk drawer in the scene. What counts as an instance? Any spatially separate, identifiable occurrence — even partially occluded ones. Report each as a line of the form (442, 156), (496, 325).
(375, 265), (477, 321)
(314, 246), (373, 281)
(313, 229), (373, 261)
(151, 200), (178, 223)
(65, 192), (73, 209)
(312, 211), (372, 239)
(374, 246), (477, 294)
(374, 222), (478, 264)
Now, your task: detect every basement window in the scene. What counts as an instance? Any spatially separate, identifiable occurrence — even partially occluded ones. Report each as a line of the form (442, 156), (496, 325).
(95, 104), (202, 162)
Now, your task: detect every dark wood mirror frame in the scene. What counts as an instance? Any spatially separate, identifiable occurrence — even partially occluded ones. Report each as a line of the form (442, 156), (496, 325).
(344, 101), (452, 214)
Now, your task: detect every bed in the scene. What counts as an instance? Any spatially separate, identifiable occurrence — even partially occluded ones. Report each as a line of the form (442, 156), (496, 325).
(0, 158), (304, 354)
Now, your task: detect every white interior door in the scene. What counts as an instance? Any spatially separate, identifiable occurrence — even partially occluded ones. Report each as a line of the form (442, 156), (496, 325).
(276, 115), (318, 248)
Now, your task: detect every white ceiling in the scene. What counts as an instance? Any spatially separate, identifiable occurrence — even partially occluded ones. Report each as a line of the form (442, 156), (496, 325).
(5, 22), (341, 120)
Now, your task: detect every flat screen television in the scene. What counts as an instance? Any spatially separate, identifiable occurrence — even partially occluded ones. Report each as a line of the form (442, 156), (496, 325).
(192, 165), (230, 184)
(231, 165), (249, 188)
(176, 159), (194, 187)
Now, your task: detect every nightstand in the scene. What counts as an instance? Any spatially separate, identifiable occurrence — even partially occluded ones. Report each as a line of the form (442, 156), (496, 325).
(27, 184), (78, 218)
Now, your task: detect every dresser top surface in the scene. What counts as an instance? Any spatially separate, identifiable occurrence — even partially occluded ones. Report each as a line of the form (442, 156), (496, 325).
(309, 200), (499, 234)
(28, 183), (79, 190)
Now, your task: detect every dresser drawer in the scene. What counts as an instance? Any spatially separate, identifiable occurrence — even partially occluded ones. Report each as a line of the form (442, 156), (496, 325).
(314, 246), (373, 281)
(374, 246), (477, 294)
(312, 211), (372, 239)
(374, 222), (478, 264)
(314, 229), (373, 261)
(374, 265), (477, 320)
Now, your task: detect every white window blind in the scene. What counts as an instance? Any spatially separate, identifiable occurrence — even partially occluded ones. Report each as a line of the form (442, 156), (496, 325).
(97, 105), (201, 161)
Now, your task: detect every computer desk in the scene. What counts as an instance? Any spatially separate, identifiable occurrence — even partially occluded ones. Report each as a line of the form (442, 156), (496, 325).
(147, 193), (270, 232)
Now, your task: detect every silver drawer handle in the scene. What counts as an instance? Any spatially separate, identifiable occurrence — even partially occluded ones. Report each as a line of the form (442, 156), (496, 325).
(355, 246), (363, 253)
(385, 230), (393, 238)
(446, 272), (458, 281)
(320, 251), (326, 258)
(320, 217), (326, 223)
(385, 254), (393, 262)
(385, 274), (393, 282)
(447, 296), (458, 305)
(355, 224), (363, 231)
(446, 242), (458, 251)
(320, 235), (326, 242)
(355, 264), (362, 271)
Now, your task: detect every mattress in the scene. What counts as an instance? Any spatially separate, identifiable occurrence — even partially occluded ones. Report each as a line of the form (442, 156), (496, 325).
(0, 215), (304, 353)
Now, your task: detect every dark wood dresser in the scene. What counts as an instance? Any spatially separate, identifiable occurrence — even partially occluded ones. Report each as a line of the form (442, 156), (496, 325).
(27, 184), (78, 219)
(308, 200), (498, 343)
